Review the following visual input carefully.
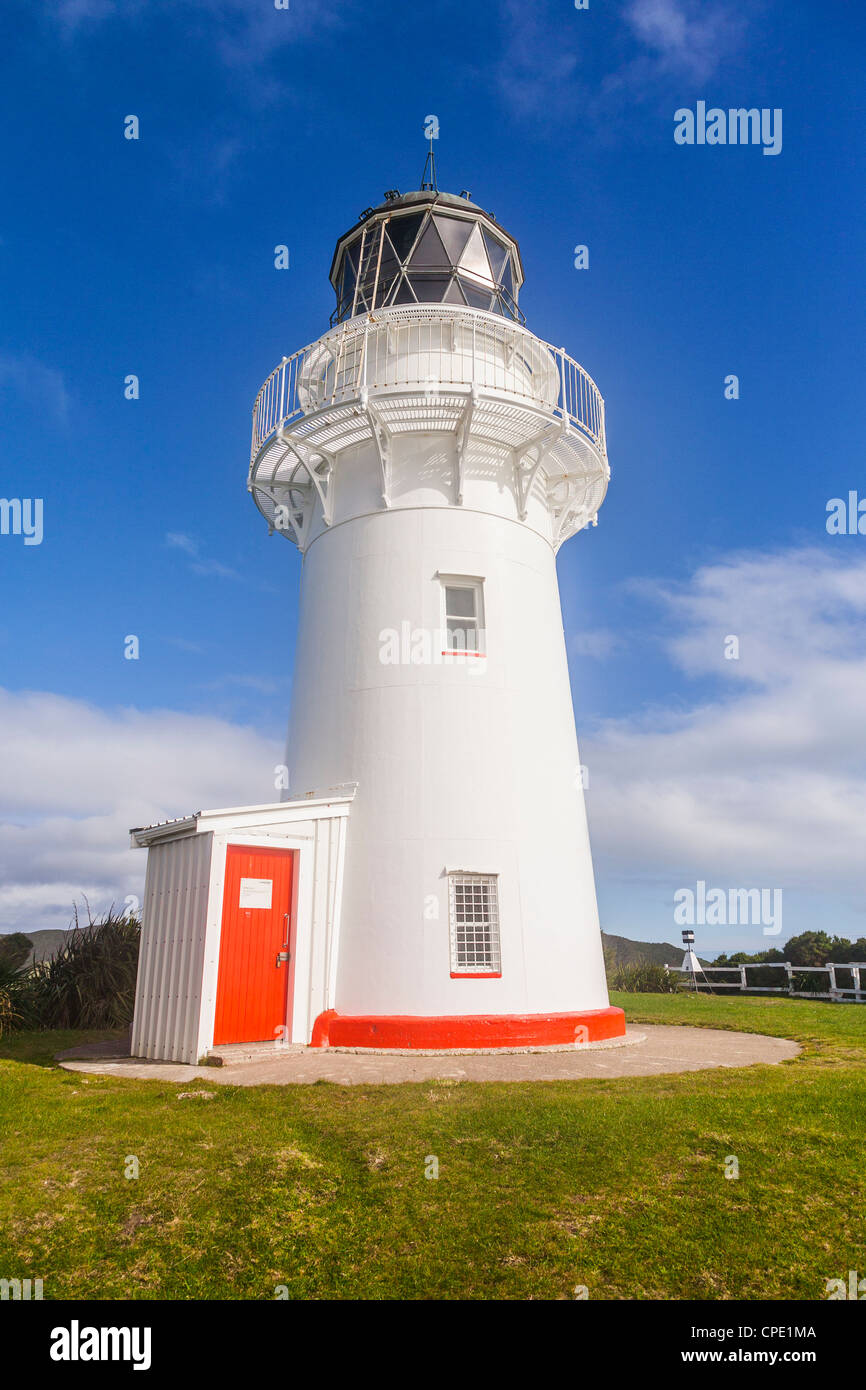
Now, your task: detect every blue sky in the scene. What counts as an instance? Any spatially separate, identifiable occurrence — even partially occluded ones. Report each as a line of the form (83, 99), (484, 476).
(1, 0), (865, 954)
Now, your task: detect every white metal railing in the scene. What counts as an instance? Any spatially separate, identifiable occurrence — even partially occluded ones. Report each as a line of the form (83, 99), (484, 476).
(666, 961), (866, 1002)
(250, 306), (606, 469)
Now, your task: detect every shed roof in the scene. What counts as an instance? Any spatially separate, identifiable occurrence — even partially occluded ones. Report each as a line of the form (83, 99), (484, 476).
(130, 787), (357, 848)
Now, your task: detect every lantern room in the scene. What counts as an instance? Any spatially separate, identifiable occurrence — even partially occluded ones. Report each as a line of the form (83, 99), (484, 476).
(328, 190), (526, 325)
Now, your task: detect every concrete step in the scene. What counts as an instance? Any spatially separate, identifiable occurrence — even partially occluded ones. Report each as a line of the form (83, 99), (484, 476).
(204, 1041), (308, 1065)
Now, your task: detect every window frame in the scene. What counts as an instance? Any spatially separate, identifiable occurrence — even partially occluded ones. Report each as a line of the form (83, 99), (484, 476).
(439, 575), (486, 657)
(447, 872), (502, 978)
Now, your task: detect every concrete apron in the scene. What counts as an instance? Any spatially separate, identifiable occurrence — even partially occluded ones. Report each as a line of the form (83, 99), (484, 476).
(55, 1024), (800, 1086)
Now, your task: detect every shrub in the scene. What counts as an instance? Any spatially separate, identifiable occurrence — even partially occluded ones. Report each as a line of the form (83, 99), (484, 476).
(0, 933), (33, 972)
(607, 962), (674, 993)
(25, 906), (141, 1031)
(0, 957), (39, 1038)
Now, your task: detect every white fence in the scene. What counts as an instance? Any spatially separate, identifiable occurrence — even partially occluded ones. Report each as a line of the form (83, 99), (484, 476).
(666, 960), (866, 1002)
(251, 306), (606, 468)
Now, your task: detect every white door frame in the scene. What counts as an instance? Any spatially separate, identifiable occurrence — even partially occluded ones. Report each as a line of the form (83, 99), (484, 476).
(196, 831), (314, 1056)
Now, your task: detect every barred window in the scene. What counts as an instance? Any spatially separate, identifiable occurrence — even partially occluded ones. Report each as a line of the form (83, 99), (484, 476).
(448, 873), (501, 974)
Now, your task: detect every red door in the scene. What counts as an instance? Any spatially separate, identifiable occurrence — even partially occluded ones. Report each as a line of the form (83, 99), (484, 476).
(213, 845), (295, 1045)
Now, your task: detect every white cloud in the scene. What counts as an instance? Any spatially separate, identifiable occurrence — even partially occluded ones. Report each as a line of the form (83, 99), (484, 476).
(201, 674), (279, 695)
(571, 628), (622, 659)
(165, 531), (239, 580)
(0, 690), (281, 934)
(50, 0), (350, 69)
(584, 547), (866, 900)
(622, 0), (743, 82)
(0, 353), (71, 427)
(496, 0), (581, 119)
(495, 0), (748, 123)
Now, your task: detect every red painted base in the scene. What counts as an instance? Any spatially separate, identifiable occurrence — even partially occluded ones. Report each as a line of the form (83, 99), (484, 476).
(310, 1006), (626, 1050)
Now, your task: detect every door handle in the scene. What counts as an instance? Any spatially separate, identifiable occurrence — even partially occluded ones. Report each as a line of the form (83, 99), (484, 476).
(276, 951), (291, 968)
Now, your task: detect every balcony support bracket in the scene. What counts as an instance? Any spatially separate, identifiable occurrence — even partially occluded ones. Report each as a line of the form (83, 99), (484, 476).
(361, 389), (393, 508)
(275, 426), (337, 528)
(513, 419), (566, 521)
(455, 387), (480, 506)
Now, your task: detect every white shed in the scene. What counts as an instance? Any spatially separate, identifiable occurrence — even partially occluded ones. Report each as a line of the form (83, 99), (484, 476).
(129, 792), (353, 1063)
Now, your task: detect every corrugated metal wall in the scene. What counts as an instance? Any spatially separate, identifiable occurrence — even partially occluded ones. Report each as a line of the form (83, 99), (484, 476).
(130, 832), (213, 1064)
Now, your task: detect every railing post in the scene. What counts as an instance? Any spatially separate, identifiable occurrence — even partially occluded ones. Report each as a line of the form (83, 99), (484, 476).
(472, 317), (477, 389)
(784, 962), (793, 994)
(359, 321), (368, 394)
(739, 964), (747, 991)
(278, 357), (287, 426)
(827, 964), (837, 996)
(853, 966), (861, 1000)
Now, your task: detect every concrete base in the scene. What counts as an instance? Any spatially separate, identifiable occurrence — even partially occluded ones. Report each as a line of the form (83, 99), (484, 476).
(310, 1006), (626, 1049)
(56, 1024), (800, 1086)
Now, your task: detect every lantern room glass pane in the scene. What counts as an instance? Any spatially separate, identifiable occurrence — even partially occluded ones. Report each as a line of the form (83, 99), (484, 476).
(409, 218), (451, 270)
(482, 228), (508, 280)
(371, 245), (400, 306)
(376, 276), (398, 307)
(392, 279), (416, 304)
(345, 238), (361, 273)
(407, 274), (451, 303)
(341, 258), (356, 303)
(386, 212), (424, 261)
(433, 213), (474, 262)
(457, 223), (493, 284)
(457, 277), (494, 309)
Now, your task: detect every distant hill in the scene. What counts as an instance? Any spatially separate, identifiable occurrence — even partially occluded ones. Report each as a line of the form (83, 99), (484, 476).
(602, 932), (711, 969)
(12, 929), (71, 967)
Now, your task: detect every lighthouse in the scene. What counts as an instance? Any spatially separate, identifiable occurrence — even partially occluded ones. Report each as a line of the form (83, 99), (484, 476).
(244, 177), (626, 1050)
(130, 175), (626, 1063)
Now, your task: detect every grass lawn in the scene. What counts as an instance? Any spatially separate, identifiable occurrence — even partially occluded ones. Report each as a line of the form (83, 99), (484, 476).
(1, 994), (864, 1300)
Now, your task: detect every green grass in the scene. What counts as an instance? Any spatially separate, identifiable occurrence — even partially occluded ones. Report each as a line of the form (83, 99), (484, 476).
(1, 995), (864, 1300)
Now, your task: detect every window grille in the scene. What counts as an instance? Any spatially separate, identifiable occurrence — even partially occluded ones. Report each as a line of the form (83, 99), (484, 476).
(449, 873), (501, 973)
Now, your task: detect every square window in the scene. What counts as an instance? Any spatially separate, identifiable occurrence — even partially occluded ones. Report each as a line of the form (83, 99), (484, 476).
(449, 874), (501, 974)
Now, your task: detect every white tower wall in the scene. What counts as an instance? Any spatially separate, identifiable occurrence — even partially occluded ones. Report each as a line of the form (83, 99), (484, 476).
(287, 433), (609, 1018)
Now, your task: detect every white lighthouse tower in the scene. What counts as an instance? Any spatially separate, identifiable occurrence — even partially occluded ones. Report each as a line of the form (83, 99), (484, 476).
(247, 176), (625, 1049)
